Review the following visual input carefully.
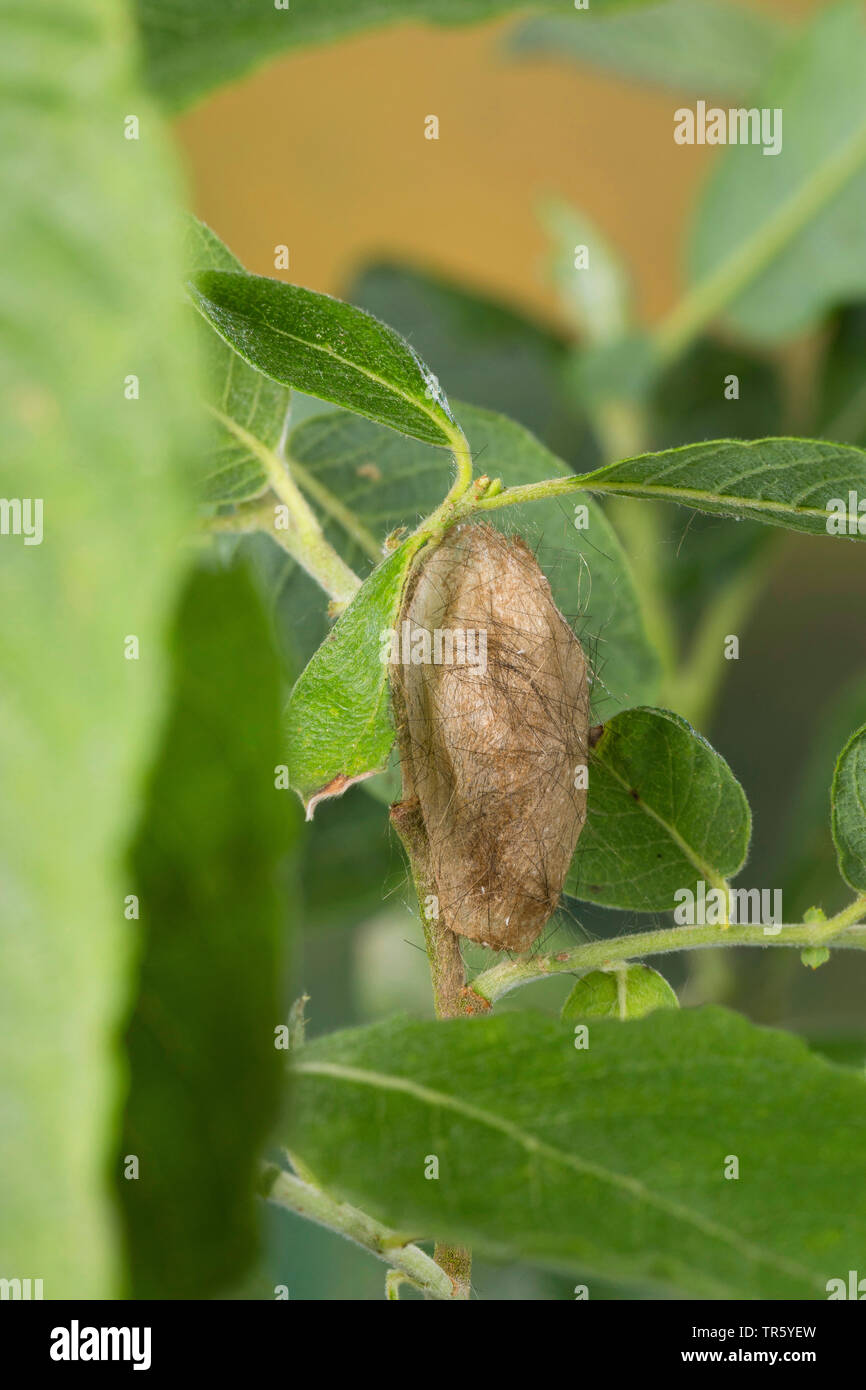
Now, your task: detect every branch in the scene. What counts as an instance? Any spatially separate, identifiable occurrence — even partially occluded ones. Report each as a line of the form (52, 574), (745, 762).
(205, 406), (362, 610)
(468, 897), (866, 1006)
(265, 1168), (460, 1300)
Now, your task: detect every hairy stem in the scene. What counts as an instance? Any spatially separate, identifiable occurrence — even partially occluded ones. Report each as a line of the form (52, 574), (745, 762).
(265, 1169), (460, 1300)
(206, 406), (361, 609)
(387, 653), (486, 1297)
(389, 797), (482, 1020)
(468, 898), (866, 1005)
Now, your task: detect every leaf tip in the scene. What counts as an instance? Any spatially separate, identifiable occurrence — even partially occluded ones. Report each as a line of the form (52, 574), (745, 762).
(303, 768), (382, 820)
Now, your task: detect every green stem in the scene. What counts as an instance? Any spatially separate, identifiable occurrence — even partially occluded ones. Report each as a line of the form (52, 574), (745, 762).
(474, 471), (606, 513)
(443, 432), (475, 507)
(265, 1169), (460, 1300)
(408, 431), (478, 544)
(205, 406), (361, 610)
(468, 896), (866, 1005)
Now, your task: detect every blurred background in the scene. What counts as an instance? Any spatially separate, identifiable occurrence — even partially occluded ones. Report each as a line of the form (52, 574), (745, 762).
(172, 0), (866, 1297)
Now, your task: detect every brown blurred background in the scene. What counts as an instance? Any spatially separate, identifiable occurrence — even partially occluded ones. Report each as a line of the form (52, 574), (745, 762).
(175, 0), (816, 333)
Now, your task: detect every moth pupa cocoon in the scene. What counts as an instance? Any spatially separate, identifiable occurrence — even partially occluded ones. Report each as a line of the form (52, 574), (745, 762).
(392, 522), (589, 952)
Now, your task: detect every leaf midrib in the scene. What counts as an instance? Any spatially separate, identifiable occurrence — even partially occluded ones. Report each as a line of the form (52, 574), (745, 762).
(195, 282), (456, 448)
(296, 1056), (820, 1291)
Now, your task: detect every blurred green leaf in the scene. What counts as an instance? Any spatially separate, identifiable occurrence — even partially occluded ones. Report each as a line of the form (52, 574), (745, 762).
(288, 403), (662, 716)
(121, 562), (298, 1299)
(651, 339), (783, 452)
(579, 436), (866, 537)
(510, 0), (784, 100)
(568, 707), (751, 910)
(0, 0), (200, 1297)
(832, 722), (866, 893)
(190, 269), (459, 447)
(819, 302), (866, 447)
(689, 1), (866, 345)
(285, 539), (422, 812)
(806, 1035), (866, 1070)
(186, 218), (290, 503)
(136, 0), (656, 110)
(300, 791), (397, 930)
(561, 964), (679, 1020)
(539, 197), (632, 346)
(291, 1008), (866, 1297)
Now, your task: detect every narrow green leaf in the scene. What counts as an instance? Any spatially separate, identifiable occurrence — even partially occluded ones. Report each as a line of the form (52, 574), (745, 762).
(288, 404), (662, 715)
(777, 672), (866, 919)
(291, 1008), (866, 1298)
(577, 436), (866, 538)
(831, 723), (866, 893)
(136, 0), (656, 110)
(0, 0), (200, 1298)
(120, 562), (298, 1298)
(285, 538), (422, 813)
(688, 1), (866, 345)
(567, 707), (751, 910)
(510, 0), (785, 101)
(186, 218), (290, 503)
(189, 270), (459, 447)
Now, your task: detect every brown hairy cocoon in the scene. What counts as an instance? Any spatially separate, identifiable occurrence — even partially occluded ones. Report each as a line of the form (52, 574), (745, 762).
(392, 522), (589, 952)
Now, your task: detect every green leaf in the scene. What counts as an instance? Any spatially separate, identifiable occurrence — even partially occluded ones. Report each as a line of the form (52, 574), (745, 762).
(646, 339), (783, 637)
(801, 946), (831, 971)
(0, 0), (200, 1298)
(561, 965), (679, 1020)
(777, 671), (866, 919)
(577, 436), (866, 538)
(120, 562), (298, 1298)
(510, 0), (784, 101)
(291, 1008), (866, 1298)
(689, 1), (866, 345)
(831, 723), (866, 893)
(189, 270), (460, 448)
(288, 404), (662, 716)
(818, 303), (866, 447)
(186, 218), (290, 503)
(136, 0), (656, 110)
(285, 538), (422, 813)
(568, 707), (751, 910)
